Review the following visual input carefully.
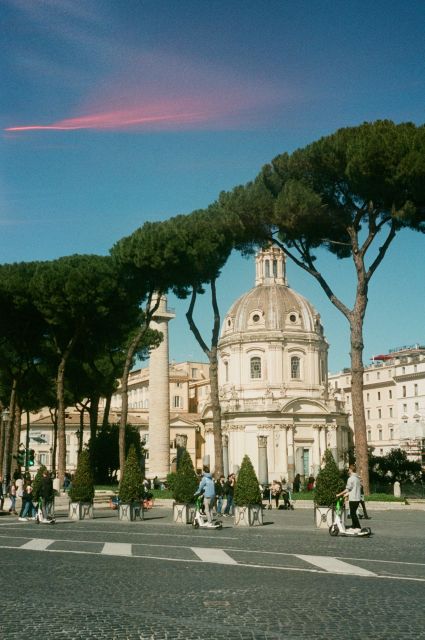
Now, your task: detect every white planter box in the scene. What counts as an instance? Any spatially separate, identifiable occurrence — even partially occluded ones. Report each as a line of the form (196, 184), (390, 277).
(234, 504), (263, 527)
(314, 505), (334, 528)
(69, 502), (93, 520)
(118, 502), (144, 522)
(173, 502), (194, 524)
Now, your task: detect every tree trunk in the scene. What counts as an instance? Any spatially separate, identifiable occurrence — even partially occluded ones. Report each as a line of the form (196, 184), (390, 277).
(119, 343), (133, 474)
(186, 281), (224, 477)
(89, 394), (99, 448)
(1, 381), (17, 484)
(209, 348), (224, 477)
(10, 402), (22, 480)
(56, 355), (67, 486)
(102, 393), (112, 428)
(349, 311), (369, 494)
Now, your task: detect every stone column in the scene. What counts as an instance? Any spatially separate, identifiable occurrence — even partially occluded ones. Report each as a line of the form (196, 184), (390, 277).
(280, 426), (288, 480)
(319, 426), (327, 460)
(328, 423), (338, 464)
(286, 425), (295, 483)
(312, 425), (321, 476)
(257, 435), (268, 485)
(222, 434), (229, 478)
(147, 295), (175, 480)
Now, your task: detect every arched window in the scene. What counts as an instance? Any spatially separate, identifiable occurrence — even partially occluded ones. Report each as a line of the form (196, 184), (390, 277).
(224, 361), (229, 382)
(291, 356), (300, 379)
(265, 260), (270, 277)
(250, 356), (261, 379)
(273, 259), (278, 277)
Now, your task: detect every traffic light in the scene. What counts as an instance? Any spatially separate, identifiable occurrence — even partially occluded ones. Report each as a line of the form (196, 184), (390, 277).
(28, 449), (35, 467)
(17, 449), (25, 466)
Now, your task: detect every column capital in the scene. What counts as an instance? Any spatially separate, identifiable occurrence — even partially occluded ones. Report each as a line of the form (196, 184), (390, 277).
(257, 435), (268, 448)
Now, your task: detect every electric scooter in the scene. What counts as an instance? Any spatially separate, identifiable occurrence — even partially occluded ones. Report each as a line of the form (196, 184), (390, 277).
(35, 498), (55, 525)
(329, 497), (371, 537)
(192, 495), (222, 529)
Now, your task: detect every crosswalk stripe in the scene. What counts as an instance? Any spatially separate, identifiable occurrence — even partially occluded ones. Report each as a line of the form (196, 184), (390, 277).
(20, 538), (54, 551)
(296, 554), (376, 576)
(101, 542), (132, 556)
(191, 547), (238, 565)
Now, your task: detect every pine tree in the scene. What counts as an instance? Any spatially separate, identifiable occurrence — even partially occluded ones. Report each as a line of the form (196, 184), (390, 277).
(173, 449), (198, 504)
(314, 449), (345, 506)
(234, 455), (262, 506)
(69, 450), (95, 503)
(119, 444), (144, 503)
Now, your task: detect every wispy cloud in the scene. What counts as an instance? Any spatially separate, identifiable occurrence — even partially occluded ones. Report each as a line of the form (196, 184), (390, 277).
(4, 0), (291, 134)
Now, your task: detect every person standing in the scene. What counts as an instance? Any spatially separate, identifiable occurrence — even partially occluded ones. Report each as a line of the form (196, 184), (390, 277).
(293, 474), (301, 493)
(0, 476), (4, 511)
(195, 466), (216, 526)
(223, 473), (235, 517)
(40, 470), (54, 520)
(337, 464), (362, 531)
(215, 475), (226, 515)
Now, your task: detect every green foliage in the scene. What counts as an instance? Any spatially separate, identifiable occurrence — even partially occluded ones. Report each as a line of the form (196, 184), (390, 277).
(234, 455), (262, 506)
(369, 448), (422, 483)
(118, 444), (144, 503)
(32, 465), (48, 501)
(166, 472), (177, 492)
(314, 449), (345, 506)
(68, 450), (95, 503)
(172, 449), (198, 504)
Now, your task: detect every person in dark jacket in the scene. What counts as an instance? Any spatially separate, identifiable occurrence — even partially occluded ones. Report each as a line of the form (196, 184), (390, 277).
(223, 473), (235, 517)
(40, 470), (54, 520)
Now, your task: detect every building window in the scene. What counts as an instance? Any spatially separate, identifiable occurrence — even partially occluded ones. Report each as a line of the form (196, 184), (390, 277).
(191, 368), (198, 378)
(402, 367), (406, 374)
(403, 403), (407, 414)
(415, 402), (419, 412)
(39, 452), (48, 466)
(414, 384), (418, 396)
(367, 430), (371, 441)
(265, 260), (270, 277)
(378, 429), (382, 441)
(377, 371), (380, 380)
(389, 407), (393, 418)
(176, 382), (182, 388)
(402, 386), (406, 398)
(389, 428), (393, 440)
(389, 389), (392, 399)
(273, 259), (278, 277)
(291, 356), (300, 379)
(367, 410), (370, 420)
(378, 391), (381, 401)
(173, 396), (182, 408)
(378, 409), (382, 419)
(224, 361), (229, 383)
(250, 357), (262, 379)
(366, 393), (370, 402)
(366, 373), (369, 381)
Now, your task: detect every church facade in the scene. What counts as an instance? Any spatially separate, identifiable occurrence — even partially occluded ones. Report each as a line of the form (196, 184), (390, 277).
(200, 246), (350, 483)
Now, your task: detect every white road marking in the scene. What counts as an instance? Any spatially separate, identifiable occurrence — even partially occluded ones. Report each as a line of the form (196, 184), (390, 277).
(102, 542), (132, 556)
(191, 547), (238, 565)
(296, 554), (376, 576)
(20, 538), (54, 551)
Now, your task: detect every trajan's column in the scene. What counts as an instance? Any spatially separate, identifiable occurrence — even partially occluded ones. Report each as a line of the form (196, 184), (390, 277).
(147, 295), (175, 480)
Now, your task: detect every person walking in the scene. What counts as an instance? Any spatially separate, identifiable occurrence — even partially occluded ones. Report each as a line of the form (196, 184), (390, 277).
(0, 476), (4, 511)
(8, 480), (18, 515)
(194, 466), (216, 526)
(336, 464), (362, 531)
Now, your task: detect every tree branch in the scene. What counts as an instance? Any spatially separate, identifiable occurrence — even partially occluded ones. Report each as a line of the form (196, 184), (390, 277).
(186, 287), (211, 358)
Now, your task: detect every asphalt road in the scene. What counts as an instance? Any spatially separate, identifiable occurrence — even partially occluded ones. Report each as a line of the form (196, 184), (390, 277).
(1, 506), (424, 639)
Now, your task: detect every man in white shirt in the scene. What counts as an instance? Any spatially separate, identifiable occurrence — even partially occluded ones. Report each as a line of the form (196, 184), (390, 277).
(337, 464), (361, 531)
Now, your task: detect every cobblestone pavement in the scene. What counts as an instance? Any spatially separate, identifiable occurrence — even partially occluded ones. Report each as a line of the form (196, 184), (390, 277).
(1, 507), (424, 639)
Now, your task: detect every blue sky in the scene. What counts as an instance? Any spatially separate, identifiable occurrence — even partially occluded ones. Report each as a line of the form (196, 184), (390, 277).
(1, 0), (424, 372)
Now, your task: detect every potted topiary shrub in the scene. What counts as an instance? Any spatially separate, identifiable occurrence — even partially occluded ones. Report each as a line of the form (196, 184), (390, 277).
(172, 449), (198, 524)
(314, 448), (345, 528)
(233, 455), (263, 527)
(68, 450), (95, 520)
(118, 445), (144, 522)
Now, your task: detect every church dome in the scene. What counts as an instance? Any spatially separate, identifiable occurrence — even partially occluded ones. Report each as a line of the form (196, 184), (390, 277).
(220, 246), (323, 339)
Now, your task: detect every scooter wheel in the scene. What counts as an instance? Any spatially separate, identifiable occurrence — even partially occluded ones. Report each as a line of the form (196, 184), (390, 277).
(329, 524), (339, 537)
